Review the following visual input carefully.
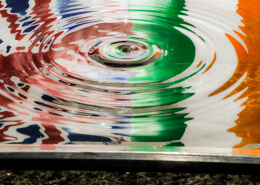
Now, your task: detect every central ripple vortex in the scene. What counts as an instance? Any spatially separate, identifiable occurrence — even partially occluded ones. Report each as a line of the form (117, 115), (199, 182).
(88, 37), (163, 68)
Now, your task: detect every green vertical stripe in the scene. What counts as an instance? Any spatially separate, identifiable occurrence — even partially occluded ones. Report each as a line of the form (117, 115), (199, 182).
(128, 0), (198, 143)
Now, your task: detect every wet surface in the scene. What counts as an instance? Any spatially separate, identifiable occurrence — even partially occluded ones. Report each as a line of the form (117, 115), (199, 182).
(0, 0), (260, 164)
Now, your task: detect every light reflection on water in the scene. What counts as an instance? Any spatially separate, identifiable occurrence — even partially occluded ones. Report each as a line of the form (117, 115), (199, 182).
(0, 0), (258, 151)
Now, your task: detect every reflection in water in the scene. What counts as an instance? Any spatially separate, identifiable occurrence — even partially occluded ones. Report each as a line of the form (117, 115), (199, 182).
(0, 0), (258, 151)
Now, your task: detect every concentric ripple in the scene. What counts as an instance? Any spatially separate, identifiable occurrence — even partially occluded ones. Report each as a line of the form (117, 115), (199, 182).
(88, 37), (163, 68)
(0, 0), (259, 150)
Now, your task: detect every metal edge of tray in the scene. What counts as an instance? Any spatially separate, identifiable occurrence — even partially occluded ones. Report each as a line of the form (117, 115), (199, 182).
(0, 145), (259, 172)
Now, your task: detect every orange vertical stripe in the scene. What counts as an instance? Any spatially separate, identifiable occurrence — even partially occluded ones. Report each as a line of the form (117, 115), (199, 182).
(211, 0), (260, 148)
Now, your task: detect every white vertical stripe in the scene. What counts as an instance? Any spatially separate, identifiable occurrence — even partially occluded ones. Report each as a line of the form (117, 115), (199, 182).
(179, 0), (246, 147)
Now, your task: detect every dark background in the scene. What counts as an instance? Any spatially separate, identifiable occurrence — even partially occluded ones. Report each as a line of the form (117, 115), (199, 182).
(0, 155), (259, 184)
(0, 170), (259, 184)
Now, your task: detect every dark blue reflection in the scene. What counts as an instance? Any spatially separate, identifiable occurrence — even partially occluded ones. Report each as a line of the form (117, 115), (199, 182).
(112, 133), (129, 137)
(7, 86), (15, 92)
(12, 125), (44, 144)
(34, 101), (56, 109)
(62, 127), (112, 143)
(5, 0), (29, 16)
(23, 25), (39, 33)
(42, 94), (57, 102)
(6, 46), (11, 53)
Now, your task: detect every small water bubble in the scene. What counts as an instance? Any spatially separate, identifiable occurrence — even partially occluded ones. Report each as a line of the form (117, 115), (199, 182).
(124, 16), (128, 23)
(164, 50), (168, 56)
